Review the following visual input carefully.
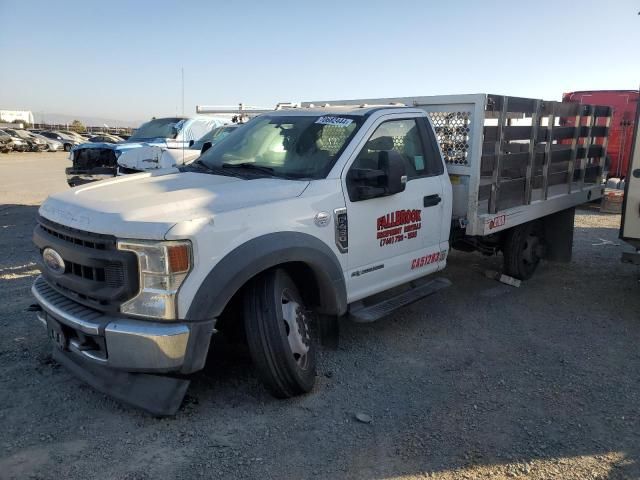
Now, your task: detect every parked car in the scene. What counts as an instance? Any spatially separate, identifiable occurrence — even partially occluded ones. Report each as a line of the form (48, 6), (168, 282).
(66, 116), (228, 186)
(38, 131), (82, 152)
(59, 130), (89, 143)
(31, 133), (63, 151)
(0, 131), (13, 153)
(0, 129), (28, 152)
(88, 134), (123, 144)
(3, 128), (48, 152)
(117, 123), (241, 173)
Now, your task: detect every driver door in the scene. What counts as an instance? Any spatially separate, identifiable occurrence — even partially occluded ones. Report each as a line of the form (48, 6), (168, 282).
(344, 114), (445, 302)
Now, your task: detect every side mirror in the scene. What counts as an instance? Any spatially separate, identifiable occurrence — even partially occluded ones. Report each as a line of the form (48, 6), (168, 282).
(189, 139), (194, 147)
(379, 150), (407, 195)
(200, 141), (212, 154)
(347, 150), (407, 201)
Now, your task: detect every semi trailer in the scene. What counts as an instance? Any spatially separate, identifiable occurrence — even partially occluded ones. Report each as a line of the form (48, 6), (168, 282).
(31, 93), (611, 414)
(563, 90), (638, 179)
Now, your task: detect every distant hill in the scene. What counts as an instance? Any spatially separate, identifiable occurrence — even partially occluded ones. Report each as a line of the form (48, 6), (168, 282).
(36, 113), (146, 128)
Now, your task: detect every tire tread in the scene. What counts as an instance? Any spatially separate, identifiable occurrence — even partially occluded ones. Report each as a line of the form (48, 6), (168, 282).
(244, 269), (315, 398)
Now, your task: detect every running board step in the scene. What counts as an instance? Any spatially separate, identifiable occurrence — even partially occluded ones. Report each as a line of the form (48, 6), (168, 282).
(348, 277), (451, 323)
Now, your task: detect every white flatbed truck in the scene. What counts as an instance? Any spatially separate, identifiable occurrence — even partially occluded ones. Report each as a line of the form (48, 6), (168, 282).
(31, 94), (611, 414)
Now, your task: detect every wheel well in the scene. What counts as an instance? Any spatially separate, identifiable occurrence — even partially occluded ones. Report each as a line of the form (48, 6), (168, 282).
(215, 261), (322, 337)
(278, 262), (321, 308)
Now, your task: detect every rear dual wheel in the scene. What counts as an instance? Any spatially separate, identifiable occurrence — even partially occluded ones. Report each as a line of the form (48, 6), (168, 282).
(244, 269), (316, 398)
(503, 221), (546, 280)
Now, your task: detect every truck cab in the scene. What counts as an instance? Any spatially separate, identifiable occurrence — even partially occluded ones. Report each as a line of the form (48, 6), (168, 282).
(33, 105), (451, 413)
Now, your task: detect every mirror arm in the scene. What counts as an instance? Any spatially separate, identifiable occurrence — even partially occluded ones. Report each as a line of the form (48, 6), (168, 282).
(200, 141), (213, 154)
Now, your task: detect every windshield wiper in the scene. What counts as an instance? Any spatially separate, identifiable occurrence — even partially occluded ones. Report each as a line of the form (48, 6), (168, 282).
(222, 163), (275, 176)
(180, 160), (243, 177)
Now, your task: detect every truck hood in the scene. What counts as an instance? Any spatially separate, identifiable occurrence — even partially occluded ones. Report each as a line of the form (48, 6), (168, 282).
(71, 141), (159, 153)
(39, 170), (309, 239)
(118, 145), (200, 171)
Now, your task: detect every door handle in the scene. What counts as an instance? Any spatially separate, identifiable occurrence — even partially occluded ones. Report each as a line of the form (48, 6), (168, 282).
(423, 194), (441, 207)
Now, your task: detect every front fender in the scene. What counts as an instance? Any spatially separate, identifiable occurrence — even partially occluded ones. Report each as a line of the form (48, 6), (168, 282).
(186, 232), (347, 320)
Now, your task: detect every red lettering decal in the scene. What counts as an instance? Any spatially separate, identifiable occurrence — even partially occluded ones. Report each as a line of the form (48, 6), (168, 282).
(488, 215), (506, 230)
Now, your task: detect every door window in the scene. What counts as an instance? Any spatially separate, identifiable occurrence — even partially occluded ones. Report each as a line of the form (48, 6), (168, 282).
(351, 119), (427, 179)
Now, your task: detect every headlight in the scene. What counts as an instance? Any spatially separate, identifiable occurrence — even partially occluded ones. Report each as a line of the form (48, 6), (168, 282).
(117, 240), (192, 320)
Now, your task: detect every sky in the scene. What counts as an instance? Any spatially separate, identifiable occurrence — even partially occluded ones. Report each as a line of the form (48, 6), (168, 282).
(0, 0), (638, 124)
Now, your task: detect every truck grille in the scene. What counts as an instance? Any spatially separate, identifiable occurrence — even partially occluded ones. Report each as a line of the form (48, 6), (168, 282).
(72, 148), (117, 170)
(40, 223), (108, 250)
(33, 217), (139, 312)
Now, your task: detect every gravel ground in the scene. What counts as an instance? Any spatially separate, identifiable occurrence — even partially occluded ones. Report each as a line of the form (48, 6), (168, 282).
(0, 152), (639, 480)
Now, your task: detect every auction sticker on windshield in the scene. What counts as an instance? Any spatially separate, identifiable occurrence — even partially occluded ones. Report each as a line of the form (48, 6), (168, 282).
(315, 116), (353, 127)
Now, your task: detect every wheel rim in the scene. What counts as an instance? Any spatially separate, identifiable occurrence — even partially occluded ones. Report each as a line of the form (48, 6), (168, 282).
(520, 233), (543, 270)
(280, 289), (310, 370)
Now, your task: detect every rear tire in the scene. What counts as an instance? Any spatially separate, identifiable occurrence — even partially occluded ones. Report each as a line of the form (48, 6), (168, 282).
(64, 144), (71, 152)
(244, 269), (316, 398)
(503, 221), (545, 280)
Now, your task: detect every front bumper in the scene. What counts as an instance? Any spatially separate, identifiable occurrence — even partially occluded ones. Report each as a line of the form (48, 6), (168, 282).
(32, 275), (214, 374)
(29, 142), (48, 152)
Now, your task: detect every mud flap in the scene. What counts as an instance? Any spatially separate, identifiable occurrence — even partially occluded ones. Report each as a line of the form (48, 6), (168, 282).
(52, 348), (190, 416)
(317, 314), (339, 349)
(542, 207), (575, 262)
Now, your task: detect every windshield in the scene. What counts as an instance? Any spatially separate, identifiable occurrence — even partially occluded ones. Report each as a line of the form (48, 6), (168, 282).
(199, 114), (362, 179)
(6, 129), (22, 138)
(62, 130), (82, 138)
(53, 131), (74, 140)
(192, 125), (237, 149)
(129, 117), (184, 141)
(11, 130), (30, 139)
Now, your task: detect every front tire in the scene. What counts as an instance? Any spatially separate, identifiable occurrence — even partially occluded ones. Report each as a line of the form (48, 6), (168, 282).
(64, 143), (71, 152)
(244, 269), (316, 398)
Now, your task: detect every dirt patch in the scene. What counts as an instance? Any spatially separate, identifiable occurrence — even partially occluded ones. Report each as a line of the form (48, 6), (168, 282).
(0, 181), (638, 479)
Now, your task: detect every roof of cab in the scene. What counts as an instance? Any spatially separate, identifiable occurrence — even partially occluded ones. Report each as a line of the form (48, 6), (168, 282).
(266, 104), (419, 117)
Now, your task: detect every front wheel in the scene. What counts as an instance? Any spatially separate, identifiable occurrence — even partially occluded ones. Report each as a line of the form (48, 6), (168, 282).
(244, 269), (316, 398)
(64, 143), (71, 152)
